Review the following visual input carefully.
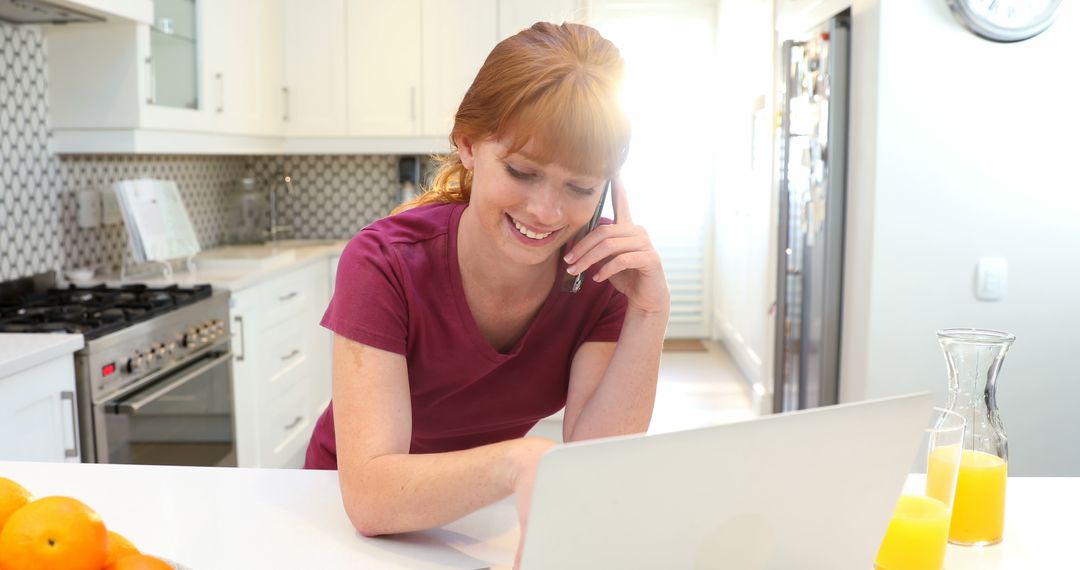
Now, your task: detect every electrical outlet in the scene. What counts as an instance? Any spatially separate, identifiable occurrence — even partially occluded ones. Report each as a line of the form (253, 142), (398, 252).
(77, 189), (102, 228)
(101, 186), (122, 225)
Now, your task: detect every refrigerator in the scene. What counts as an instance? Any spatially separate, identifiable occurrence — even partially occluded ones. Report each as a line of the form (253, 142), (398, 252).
(772, 11), (850, 413)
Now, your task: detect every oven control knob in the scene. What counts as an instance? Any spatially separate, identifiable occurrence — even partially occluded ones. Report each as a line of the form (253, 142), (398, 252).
(126, 354), (143, 373)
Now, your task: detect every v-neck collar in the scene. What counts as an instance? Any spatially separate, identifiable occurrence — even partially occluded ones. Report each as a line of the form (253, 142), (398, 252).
(447, 203), (561, 362)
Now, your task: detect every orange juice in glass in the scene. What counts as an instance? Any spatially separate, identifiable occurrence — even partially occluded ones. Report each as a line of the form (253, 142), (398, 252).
(875, 409), (965, 570)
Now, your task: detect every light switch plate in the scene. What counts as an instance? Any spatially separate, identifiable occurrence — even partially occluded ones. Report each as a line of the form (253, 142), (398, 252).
(76, 189), (101, 228)
(975, 257), (1008, 301)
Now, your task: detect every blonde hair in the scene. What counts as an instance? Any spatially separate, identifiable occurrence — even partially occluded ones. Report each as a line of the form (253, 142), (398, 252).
(394, 22), (630, 214)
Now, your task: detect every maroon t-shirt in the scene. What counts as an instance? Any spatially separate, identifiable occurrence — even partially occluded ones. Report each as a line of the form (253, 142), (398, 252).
(304, 202), (627, 469)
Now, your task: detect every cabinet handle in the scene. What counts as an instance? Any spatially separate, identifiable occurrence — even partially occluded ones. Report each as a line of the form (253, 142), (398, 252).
(233, 315), (246, 362)
(282, 86), (290, 122)
(284, 416), (303, 431)
(278, 291), (299, 302)
(281, 348), (300, 361)
(410, 86), (417, 122)
(145, 56), (155, 104)
(215, 72), (224, 113)
(61, 391), (79, 459)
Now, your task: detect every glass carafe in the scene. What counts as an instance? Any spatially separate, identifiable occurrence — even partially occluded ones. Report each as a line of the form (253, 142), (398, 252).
(936, 328), (1014, 546)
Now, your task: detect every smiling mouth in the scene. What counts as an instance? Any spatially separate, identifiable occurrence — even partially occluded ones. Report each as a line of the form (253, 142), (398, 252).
(508, 215), (556, 240)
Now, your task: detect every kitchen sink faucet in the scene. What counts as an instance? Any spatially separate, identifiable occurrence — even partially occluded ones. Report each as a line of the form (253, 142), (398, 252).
(267, 172), (297, 243)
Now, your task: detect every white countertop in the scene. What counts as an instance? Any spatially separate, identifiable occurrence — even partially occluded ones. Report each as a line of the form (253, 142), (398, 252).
(0, 461), (1072, 569)
(81, 240), (348, 292)
(0, 334), (84, 378)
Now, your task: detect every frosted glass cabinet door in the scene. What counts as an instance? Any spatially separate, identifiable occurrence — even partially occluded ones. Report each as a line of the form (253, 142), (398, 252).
(150, 0), (199, 109)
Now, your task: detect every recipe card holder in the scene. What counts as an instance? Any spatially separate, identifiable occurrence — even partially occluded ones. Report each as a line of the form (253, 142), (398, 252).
(114, 179), (201, 283)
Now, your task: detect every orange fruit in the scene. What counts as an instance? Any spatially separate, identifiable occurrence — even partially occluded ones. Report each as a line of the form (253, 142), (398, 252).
(0, 495), (107, 570)
(105, 553), (173, 570)
(104, 530), (141, 566)
(0, 478), (32, 533)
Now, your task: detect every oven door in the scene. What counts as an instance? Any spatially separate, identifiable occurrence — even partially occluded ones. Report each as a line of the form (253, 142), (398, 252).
(99, 344), (236, 467)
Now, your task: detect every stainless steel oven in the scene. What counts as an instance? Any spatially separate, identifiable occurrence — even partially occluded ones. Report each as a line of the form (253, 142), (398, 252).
(72, 290), (237, 467)
(95, 340), (235, 467)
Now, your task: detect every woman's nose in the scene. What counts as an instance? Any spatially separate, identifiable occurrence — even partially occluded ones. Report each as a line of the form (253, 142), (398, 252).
(524, 183), (563, 227)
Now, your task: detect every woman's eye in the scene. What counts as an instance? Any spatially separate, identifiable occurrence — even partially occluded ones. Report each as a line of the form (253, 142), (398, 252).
(505, 164), (534, 180)
(568, 185), (595, 196)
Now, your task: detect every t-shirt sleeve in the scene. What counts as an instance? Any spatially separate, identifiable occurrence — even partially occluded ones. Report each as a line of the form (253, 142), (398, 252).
(584, 287), (628, 343)
(320, 231), (408, 355)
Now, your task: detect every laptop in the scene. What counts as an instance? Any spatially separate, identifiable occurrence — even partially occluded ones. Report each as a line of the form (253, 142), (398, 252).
(518, 393), (933, 570)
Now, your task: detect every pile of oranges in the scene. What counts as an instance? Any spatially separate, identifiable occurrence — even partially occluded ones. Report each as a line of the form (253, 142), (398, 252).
(0, 476), (172, 570)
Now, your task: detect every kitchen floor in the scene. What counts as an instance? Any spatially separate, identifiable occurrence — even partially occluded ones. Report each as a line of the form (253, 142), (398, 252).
(527, 339), (757, 442)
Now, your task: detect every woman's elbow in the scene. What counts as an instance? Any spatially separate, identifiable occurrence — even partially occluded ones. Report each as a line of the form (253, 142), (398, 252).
(344, 497), (390, 537)
(341, 481), (391, 537)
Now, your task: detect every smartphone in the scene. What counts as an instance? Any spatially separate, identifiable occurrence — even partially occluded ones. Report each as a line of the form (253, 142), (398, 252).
(560, 179), (612, 293)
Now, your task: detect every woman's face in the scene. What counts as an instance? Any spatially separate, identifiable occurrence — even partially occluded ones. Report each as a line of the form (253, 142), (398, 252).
(459, 135), (606, 268)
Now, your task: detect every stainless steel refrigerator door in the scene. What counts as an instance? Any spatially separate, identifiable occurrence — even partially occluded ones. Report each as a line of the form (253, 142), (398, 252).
(773, 14), (850, 412)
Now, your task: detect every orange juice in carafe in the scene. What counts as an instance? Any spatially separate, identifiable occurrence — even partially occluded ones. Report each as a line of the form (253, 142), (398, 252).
(936, 329), (1014, 546)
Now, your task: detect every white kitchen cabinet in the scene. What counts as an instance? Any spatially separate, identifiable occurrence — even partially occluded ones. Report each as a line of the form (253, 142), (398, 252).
(46, 0), (285, 153)
(309, 256), (335, 416)
(498, 0), (582, 39)
(229, 259), (334, 468)
(283, 0), (349, 137)
(202, 0), (285, 136)
(0, 357), (81, 463)
(420, 0), (498, 137)
(346, 0), (423, 137)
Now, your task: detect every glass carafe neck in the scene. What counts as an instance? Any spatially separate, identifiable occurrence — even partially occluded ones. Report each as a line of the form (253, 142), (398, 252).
(937, 328), (1014, 459)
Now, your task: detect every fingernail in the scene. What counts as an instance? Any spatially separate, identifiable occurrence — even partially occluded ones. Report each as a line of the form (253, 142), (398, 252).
(566, 265), (577, 274)
(563, 253), (574, 263)
(592, 274), (601, 282)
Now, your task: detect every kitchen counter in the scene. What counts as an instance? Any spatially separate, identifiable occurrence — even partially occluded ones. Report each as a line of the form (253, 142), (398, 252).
(0, 334), (84, 377)
(0, 461), (1072, 569)
(85, 240), (348, 292)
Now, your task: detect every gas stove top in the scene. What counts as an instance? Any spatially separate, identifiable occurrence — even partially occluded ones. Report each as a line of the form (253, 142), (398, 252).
(0, 283), (213, 339)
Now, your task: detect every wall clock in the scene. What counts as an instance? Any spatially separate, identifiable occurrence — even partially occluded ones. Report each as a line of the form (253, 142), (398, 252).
(946, 0), (1063, 42)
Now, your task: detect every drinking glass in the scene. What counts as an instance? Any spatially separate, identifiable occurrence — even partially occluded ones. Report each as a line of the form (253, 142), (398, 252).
(874, 408), (965, 570)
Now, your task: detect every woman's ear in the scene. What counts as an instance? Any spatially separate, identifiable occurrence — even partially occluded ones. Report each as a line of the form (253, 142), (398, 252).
(456, 134), (476, 170)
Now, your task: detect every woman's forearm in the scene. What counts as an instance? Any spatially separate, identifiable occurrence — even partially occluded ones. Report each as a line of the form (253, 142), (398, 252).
(566, 307), (668, 441)
(340, 436), (551, 536)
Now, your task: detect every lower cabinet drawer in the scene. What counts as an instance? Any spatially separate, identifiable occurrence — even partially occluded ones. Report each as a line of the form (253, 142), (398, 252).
(257, 317), (308, 404)
(259, 380), (311, 468)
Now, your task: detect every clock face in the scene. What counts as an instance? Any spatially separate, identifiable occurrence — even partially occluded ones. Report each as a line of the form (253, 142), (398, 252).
(948, 0), (1064, 42)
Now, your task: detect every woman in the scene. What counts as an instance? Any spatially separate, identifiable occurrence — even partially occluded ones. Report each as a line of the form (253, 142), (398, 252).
(304, 21), (669, 561)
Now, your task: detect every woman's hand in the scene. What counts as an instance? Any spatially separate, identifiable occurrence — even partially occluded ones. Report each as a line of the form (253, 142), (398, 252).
(563, 177), (670, 316)
(510, 437), (556, 569)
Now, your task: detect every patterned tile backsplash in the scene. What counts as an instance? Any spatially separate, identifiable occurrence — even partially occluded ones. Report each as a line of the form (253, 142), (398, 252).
(0, 23), (403, 282)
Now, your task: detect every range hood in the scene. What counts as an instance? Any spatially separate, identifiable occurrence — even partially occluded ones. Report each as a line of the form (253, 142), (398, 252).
(0, 0), (104, 24)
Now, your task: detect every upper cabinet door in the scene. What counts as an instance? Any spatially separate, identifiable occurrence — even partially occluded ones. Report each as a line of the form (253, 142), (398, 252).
(283, 0), (348, 137)
(348, 0), (422, 137)
(421, 0), (498, 138)
(498, 0), (581, 39)
(200, 0), (284, 136)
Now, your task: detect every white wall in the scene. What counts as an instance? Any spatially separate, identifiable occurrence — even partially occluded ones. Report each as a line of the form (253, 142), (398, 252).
(712, 0), (776, 412)
(843, 0), (1080, 475)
